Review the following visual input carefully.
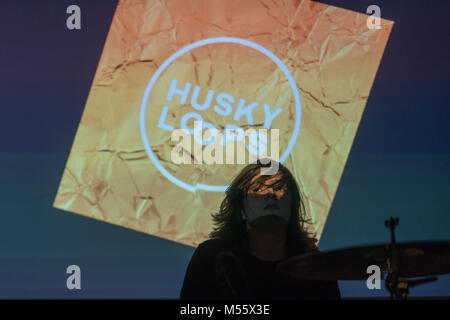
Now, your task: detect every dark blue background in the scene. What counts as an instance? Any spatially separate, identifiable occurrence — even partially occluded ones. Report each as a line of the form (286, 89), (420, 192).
(0, 0), (449, 298)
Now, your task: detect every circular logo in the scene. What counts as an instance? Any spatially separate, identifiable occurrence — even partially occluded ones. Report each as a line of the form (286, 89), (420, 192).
(140, 37), (302, 192)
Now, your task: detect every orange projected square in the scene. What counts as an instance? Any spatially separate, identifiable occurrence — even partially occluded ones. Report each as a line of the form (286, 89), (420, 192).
(54, 0), (393, 246)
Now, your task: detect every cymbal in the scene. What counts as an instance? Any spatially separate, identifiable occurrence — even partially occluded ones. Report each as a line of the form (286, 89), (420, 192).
(277, 241), (450, 280)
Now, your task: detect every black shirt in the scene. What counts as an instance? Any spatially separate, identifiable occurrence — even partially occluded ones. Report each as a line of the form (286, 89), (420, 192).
(180, 238), (341, 300)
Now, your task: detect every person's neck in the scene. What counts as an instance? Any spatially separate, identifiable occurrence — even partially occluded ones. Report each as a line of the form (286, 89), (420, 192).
(247, 227), (288, 262)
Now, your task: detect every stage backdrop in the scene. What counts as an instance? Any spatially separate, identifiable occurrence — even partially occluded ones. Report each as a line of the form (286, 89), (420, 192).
(53, 0), (393, 247)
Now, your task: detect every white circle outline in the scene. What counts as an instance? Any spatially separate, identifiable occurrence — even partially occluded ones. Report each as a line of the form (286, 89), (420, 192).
(140, 37), (301, 192)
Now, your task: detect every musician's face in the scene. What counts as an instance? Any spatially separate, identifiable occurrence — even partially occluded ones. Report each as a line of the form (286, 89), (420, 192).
(242, 173), (292, 226)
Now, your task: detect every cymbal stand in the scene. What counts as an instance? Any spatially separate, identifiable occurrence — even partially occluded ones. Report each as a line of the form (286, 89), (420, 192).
(384, 217), (437, 299)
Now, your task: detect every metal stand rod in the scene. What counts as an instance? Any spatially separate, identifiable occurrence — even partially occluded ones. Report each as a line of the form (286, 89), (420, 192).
(383, 217), (438, 299)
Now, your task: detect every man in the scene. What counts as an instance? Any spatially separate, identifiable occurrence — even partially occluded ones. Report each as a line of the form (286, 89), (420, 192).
(180, 159), (340, 299)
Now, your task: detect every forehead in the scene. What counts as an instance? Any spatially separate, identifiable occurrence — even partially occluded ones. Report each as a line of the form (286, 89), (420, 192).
(249, 172), (284, 186)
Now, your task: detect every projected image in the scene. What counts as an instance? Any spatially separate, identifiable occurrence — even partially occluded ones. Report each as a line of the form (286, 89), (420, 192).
(53, 0), (393, 246)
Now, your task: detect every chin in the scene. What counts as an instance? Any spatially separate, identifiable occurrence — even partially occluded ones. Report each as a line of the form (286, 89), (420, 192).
(251, 215), (287, 228)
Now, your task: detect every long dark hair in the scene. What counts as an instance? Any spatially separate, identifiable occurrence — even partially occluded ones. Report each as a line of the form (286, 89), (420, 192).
(209, 159), (318, 254)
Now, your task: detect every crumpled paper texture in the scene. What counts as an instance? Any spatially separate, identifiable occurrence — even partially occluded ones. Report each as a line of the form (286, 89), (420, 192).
(54, 0), (393, 246)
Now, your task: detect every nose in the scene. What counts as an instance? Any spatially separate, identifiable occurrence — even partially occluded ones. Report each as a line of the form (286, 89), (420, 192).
(264, 191), (278, 201)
